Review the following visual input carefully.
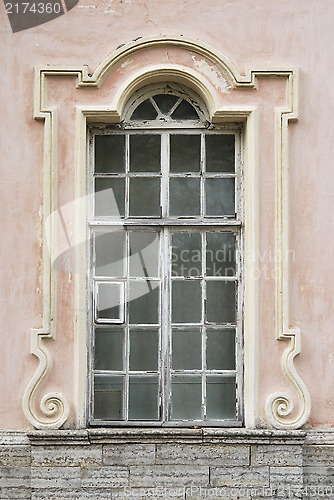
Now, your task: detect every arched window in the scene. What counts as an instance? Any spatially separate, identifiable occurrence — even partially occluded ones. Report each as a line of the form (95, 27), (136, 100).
(89, 83), (243, 426)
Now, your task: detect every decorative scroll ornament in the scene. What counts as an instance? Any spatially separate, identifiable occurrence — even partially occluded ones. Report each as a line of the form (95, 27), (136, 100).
(22, 96), (71, 428)
(265, 104), (311, 429)
(22, 329), (70, 429)
(265, 332), (311, 429)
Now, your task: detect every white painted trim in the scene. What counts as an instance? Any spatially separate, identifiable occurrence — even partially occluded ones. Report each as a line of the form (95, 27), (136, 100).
(22, 107), (70, 429)
(242, 108), (259, 429)
(23, 35), (310, 430)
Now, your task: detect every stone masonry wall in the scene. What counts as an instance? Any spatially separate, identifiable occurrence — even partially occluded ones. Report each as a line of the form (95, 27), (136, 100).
(0, 429), (333, 499)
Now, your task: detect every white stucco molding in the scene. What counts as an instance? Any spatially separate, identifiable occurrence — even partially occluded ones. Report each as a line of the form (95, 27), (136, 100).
(22, 108), (70, 429)
(24, 35), (310, 429)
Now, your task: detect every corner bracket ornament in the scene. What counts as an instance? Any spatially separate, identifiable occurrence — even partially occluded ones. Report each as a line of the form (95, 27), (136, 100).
(22, 329), (70, 429)
(265, 332), (311, 429)
(22, 103), (71, 429)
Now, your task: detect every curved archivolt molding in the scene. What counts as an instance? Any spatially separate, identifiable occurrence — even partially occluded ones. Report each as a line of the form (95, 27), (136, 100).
(25, 35), (310, 429)
(34, 35), (299, 120)
(112, 66), (217, 119)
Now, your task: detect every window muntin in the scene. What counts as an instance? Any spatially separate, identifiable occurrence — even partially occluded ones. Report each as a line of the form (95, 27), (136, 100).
(93, 131), (238, 220)
(89, 87), (243, 426)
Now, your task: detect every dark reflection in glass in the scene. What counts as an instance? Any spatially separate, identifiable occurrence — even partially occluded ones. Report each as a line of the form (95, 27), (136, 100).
(206, 328), (236, 370)
(172, 280), (201, 323)
(206, 376), (236, 419)
(129, 329), (159, 371)
(172, 100), (199, 120)
(95, 231), (125, 277)
(172, 376), (202, 419)
(206, 232), (236, 277)
(130, 135), (161, 172)
(95, 178), (125, 217)
(171, 232), (202, 277)
(205, 178), (235, 216)
(152, 94), (178, 115)
(172, 328), (202, 370)
(169, 178), (200, 216)
(131, 99), (158, 120)
(129, 178), (160, 217)
(94, 374), (123, 420)
(94, 327), (124, 371)
(129, 231), (159, 278)
(206, 281), (236, 324)
(95, 135), (125, 173)
(170, 135), (201, 172)
(129, 281), (159, 324)
(128, 377), (159, 420)
(206, 135), (235, 172)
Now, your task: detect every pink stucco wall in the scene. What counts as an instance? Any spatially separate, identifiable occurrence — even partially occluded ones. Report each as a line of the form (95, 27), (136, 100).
(0, 0), (333, 429)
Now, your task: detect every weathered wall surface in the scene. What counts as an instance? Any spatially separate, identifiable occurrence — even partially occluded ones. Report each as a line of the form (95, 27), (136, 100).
(0, 0), (333, 430)
(1, 429), (334, 499)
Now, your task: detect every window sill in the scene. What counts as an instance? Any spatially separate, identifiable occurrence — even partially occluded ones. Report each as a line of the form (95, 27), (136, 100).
(27, 427), (306, 446)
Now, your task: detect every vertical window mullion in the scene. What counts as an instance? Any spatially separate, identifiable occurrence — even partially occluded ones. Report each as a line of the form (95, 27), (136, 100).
(160, 132), (170, 422)
(202, 231), (207, 420)
(124, 229), (129, 421)
(161, 133), (169, 218)
(161, 227), (170, 423)
(236, 229), (243, 422)
(201, 322), (206, 420)
(200, 133), (205, 218)
(235, 131), (243, 421)
(235, 131), (242, 221)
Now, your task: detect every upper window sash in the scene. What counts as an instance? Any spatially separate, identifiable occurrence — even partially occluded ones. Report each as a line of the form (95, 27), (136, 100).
(90, 128), (243, 225)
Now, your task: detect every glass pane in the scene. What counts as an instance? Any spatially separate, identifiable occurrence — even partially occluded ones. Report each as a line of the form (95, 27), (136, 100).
(152, 94), (178, 115)
(128, 377), (159, 420)
(206, 281), (236, 324)
(171, 232), (202, 277)
(95, 231), (125, 277)
(95, 178), (125, 217)
(129, 231), (159, 278)
(206, 232), (236, 277)
(170, 135), (201, 172)
(172, 280), (201, 323)
(206, 328), (236, 370)
(205, 178), (235, 216)
(129, 329), (159, 371)
(94, 327), (124, 371)
(96, 282), (124, 322)
(129, 281), (159, 324)
(172, 100), (199, 120)
(131, 99), (158, 120)
(206, 135), (235, 172)
(129, 178), (160, 217)
(172, 328), (201, 370)
(94, 375), (123, 420)
(130, 135), (161, 172)
(95, 135), (125, 173)
(206, 376), (236, 419)
(169, 178), (200, 216)
(172, 376), (202, 419)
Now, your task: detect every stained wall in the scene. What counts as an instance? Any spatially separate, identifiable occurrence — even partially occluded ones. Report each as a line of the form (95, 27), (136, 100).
(0, 0), (333, 430)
